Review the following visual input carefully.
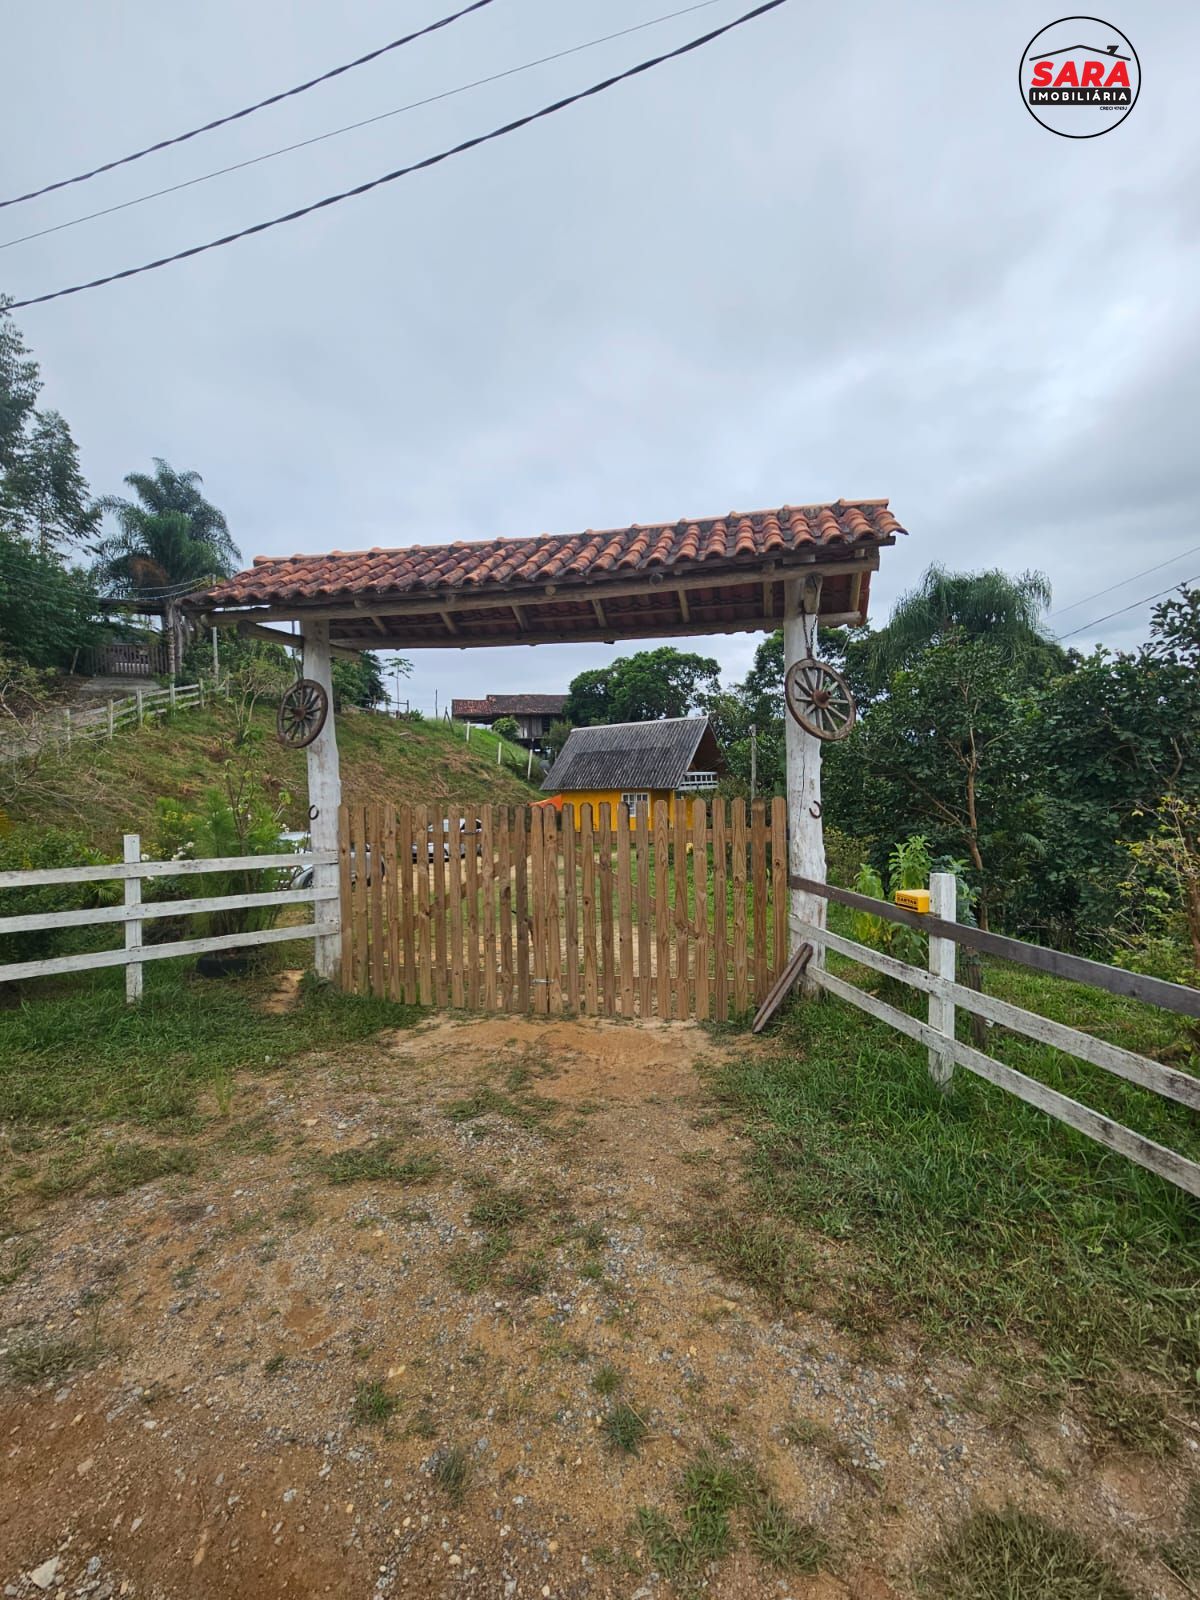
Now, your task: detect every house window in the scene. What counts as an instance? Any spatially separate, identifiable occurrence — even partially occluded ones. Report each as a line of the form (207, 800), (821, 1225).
(621, 792), (650, 813)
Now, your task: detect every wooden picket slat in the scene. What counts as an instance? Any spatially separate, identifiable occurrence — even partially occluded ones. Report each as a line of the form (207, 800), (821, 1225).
(712, 798), (728, 1020)
(693, 798), (709, 1021)
(544, 805), (562, 1015)
(481, 807), (497, 1012)
(498, 809), (513, 1010)
(732, 799), (748, 1016)
(598, 804), (616, 1016)
(338, 804), (354, 992)
(562, 806), (579, 1015)
(514, 806), (530, 1013)
(412, 804), (430, 1006)
(673, 800), (690, 1020)
(367, 804), (385, 997)
(442, 803), (461, 1008)
(654, 801), (671, 1020)
(529, 804), (547, 1015)
(616, 804), (635, 1017)
(581, 805), (597, 1016)
(396, 804), (415, 1004)
(771, 795), (787, 982)
(751, 800), (768, 1002)
(463, 806), (480, 1010)
(354, 804), (370, 995)
(635, 802), (652, 1018)
(382, 803), (400, 1001)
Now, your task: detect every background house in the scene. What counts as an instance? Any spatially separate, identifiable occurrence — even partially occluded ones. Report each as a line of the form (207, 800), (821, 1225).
(541, 716), (723, 828)
(451, 693), (566, 746)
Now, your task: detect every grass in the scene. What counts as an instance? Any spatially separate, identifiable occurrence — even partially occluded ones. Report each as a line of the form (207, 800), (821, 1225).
(0, 962), (419, 1128)
(351, 1378), (400, 1427)
(4, 699), (539, 853)
(711, 960), (1200, 1437)
(466, 1184), (530, 1230)
(634, 1448), (821, 1583)
(603, 1400), (649, 1455)
(1161, 1483), (1200, 1588)
(431, 1443), (470, 1502)
(592, 1363), (622, 1396)
(916, 1507), (1134, 1599)
(321, 1141), (439, 1186)
(4, 1326), (102, 1386)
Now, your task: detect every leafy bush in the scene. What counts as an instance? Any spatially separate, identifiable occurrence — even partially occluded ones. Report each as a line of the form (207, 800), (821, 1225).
(491, 714), (520, 742)
(154, 778), (289, 947)
(0, 825), (118, 964)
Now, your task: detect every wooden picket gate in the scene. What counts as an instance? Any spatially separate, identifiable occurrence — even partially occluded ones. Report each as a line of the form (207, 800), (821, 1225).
(338, 798), (789, 1020)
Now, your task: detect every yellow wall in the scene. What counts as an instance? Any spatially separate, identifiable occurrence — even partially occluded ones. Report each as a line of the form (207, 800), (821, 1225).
(555, 790), (701, 828)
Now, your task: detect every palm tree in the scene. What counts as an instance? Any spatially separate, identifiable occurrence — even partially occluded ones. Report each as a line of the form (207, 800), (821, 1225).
(95, 459), (239, 674)
(867, 565), (1056, 684)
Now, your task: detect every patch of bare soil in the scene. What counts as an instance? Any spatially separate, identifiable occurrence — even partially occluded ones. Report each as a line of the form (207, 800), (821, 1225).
(1, 1016), (1194, 1600)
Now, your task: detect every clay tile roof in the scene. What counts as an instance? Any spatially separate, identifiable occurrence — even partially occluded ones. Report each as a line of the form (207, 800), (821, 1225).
(187, 499), (904, 613)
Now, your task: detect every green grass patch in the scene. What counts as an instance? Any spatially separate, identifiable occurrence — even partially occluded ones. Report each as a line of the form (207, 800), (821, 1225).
(321, 1141), (439, 1187)
(591, 1363), (623, 1396)
(917, 1507), (1134, 1599)
(351, 1377), (400, 1427)
(711, 976), (1200, 1433)
(466, 1184), (530, 1230)
(431, 1443), (470, 1502)
(603, 1400), (649, 1455)
(4, 1327), (102, 1386)
(446, 1230), (511, 1294)
(0, 963), (419, 1129)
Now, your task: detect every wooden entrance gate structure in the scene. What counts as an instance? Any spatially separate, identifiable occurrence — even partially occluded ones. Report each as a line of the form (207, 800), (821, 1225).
(339, 797), (789, 1020)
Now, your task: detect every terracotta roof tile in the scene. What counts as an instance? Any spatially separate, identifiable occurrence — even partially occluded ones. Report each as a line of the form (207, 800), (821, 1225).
(190, 499), (904, 612)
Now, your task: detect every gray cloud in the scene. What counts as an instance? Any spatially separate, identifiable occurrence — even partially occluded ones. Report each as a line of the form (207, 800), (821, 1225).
(3, 0), (1197, 710)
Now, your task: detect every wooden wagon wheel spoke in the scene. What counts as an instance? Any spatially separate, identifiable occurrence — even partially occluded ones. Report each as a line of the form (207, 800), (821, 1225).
(784, 657), (857, 743)
(277, 678), (329, 749)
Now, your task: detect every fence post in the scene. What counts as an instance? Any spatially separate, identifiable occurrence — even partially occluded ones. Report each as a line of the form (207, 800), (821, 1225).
(497, 741), (502, 767)
(927, 871), (956, 1086)
(135, 688), (144, 725)
(124, 834), (143, 1005)
(107, 699), (115, 739)
(169, 680), (177, 710)
(526, 746), (533, 781)
(64, 708), (71, 748)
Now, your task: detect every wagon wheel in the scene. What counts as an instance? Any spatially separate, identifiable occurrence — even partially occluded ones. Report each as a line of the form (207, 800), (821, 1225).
(276, 678), (329, 749)
(784, 657), (857, 742)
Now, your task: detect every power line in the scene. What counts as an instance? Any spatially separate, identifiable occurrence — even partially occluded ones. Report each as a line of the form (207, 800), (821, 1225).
(0, 0), (728, 254)
(0, 0), (498, 211)
(1056, 574), (1199, 642)
(1048, 541), (1200, 619)
(6, 0), (789, 312)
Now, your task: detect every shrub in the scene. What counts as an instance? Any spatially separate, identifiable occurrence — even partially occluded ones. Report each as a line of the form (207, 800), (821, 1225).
(153, 779), (289, 947)
(0, 825), (117, 965)
(491, 715), (520, 742)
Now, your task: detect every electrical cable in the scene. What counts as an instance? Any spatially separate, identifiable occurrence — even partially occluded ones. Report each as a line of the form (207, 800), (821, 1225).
(1056, 574), (1200, 641)
(0, 0), (498, 210)
(6, 0), (789, 311)
(0, 0), (729, 253)
(1048, 542), (1200, 619)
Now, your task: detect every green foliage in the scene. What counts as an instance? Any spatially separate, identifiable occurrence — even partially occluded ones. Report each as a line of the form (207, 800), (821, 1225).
(917, 1507), (1134, 1600)
(0, 824), (118, 965)
(332, 651), (388, 710)
(0, 536), (102, 669)
(153, 776), (288, 942)
(564, 647), (720, 726)
(96, 458), (237, 594)
(491, 714), (520, 741)
(867, 564), (1058, 686)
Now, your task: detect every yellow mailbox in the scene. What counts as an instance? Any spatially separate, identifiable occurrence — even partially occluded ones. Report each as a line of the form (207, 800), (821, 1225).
(894, 888), (931, 914)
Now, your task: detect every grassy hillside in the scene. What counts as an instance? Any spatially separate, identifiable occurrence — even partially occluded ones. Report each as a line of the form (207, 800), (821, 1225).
(5, 701), (540, 853)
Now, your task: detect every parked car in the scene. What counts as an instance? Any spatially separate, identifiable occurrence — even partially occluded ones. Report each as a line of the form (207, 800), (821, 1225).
(280, 830), (384, 888)
(412, 818), (484, 862)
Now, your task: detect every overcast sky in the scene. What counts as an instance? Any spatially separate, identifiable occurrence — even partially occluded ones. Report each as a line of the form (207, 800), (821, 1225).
(4, 0), (1198, 711)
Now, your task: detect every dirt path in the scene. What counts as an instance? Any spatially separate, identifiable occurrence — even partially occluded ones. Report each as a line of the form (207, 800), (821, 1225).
(0, 1016), (1191, 1599)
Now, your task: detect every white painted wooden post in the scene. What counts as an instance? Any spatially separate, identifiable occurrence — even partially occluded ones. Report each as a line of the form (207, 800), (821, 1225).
(124, 834), (143, 1004)
(527, 746), (534, 780)
(784, 575), (826, 992)
(211, 627), (219, 686)
(135, 688), (144, 725)
(107, 699), (115, 739)
(928, 870), (957, 1086)
(302, 621), (343, 980)
(169, 680), (177, 710)
(64, 708), (71, 748)
(497, 741), (502, 767)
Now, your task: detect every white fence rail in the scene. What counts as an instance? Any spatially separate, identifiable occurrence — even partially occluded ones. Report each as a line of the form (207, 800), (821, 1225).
(789, 871), (1200, 1200)
(0, 835), (339, 1001)
(1, 680), (219, 764)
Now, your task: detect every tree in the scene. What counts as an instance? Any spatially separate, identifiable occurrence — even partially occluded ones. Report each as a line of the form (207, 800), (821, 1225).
(0, 535), (101, 670)
(96, 460), (237, 593)
(492, 715), (520, 742)
(0, 298), (97, 552)
(866, 565), (1057, 685)
(332, 652), (387, 710)
(564, 648), (720, 726)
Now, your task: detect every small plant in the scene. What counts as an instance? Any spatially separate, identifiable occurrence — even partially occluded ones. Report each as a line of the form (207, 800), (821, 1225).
(505, 1255), (549, 1296)
(604, 1401), (648, 1455)
(467, 1185), (529, 1230)
(321, 1143), (438, 1186)
(431, 1443), (470, 1502)
(746, 1493), (825, 1572)
(446, 1231), (511, 1293)
(591, 1363), (622, 1397)
(351, 1378), (400, 1427)
(918, 1507), (1134, 1600)
(5, 1329), (99, 1386)
(264, 1353), (287, 1376)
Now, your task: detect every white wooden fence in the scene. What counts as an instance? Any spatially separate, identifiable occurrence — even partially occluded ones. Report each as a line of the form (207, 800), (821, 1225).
(1, 679), (218, 764)
(789, 871), (1200, 1199)
(0, 835), (339, 1001)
